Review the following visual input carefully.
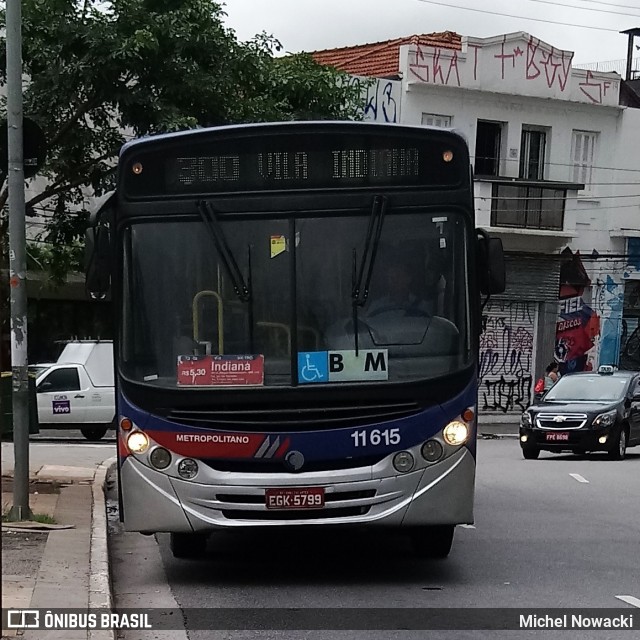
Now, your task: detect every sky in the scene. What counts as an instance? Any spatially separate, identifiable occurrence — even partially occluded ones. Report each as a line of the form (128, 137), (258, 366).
(222, 0), (640, 67)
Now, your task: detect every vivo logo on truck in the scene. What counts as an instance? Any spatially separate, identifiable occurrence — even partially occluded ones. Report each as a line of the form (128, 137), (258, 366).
(52, 399), (71, 414)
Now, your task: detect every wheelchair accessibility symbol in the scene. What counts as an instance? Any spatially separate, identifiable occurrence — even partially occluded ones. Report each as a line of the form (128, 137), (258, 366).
(298, 352), (328, 383)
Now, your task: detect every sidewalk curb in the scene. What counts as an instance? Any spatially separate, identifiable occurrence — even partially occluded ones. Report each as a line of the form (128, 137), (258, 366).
(88, 456), (117, 640)
(479, 433), (520, 439)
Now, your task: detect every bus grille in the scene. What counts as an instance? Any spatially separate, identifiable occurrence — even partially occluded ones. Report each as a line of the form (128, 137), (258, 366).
(221, 506), (371, 520)
(167, 400), (421, 431)
(202, 457), (385, 473)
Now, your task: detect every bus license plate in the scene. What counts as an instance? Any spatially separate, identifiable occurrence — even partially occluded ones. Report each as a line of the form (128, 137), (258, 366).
(265, 487), (325, 510)
(546, 432), (569, 441)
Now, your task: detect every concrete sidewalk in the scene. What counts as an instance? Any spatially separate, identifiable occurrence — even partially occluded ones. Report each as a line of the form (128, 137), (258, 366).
(477, 420), (520, 437)
(1, 442), (116, 640)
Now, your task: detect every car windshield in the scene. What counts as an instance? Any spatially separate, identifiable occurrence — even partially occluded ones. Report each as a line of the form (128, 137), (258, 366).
(544, 375), (629, 402)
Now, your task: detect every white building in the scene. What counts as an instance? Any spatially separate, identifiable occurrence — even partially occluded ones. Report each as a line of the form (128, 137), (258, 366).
(314, 30), (640, 419)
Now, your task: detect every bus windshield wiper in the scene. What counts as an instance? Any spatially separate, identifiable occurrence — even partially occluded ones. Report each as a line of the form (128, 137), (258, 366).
(197, 200), (251, 302)
(351, 195), (387, 353)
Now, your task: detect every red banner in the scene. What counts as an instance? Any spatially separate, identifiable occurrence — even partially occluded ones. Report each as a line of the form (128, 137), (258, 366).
(148, 430), (267, 458)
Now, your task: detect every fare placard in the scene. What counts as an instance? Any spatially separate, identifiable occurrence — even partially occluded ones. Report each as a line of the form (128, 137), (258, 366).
(177, 354), (264, 386)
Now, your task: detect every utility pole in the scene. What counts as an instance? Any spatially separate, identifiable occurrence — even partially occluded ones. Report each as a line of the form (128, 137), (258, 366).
(6, 0), (32, 521)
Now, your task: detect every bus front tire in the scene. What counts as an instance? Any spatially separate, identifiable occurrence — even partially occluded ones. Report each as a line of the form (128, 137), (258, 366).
(410, 525), (455, 559)
(80, 426), (108, 441)
(170, 532), (208, 559)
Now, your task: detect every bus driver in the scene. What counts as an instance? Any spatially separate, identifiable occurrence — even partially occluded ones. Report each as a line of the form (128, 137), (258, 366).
(366, 259), (443, 319)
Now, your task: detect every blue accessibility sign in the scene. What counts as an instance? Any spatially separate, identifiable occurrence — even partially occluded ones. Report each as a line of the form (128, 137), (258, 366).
(297, 351), (328, 384)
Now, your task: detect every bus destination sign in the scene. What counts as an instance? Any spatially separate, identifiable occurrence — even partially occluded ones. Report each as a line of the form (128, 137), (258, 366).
(171, 147), (419, 191)
(121, 130), (465, 197)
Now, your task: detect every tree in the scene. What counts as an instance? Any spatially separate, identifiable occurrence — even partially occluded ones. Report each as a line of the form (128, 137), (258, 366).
(0, 0), (364, 251)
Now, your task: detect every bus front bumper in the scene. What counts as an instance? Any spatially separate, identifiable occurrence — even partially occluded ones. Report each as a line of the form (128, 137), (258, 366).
(120, 447), (475, 533)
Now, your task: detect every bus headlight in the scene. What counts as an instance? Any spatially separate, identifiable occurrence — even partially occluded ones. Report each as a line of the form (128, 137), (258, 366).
(443, 421), (469, 446)
(393, 451), (415, 473)
(421, 439), (444, 462)
(126, 431), (149, 454)
(178, 458), (199, 479)
(149, 447), (172, 470)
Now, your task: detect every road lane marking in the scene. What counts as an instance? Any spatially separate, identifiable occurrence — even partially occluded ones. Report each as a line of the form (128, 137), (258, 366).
(569, 473), (589, 483)
(459, 524), (476, 529)
(616, 595), (640, 608)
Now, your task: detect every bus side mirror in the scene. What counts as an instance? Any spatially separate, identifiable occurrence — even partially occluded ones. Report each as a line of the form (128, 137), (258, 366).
(476, 231), (506, 295)
(85, 225), (111, 299)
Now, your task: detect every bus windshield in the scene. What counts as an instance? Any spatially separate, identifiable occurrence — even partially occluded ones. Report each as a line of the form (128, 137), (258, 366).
(120, 209), (470, 388)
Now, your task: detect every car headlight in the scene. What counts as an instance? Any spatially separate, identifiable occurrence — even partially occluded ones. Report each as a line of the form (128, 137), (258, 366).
(443, 421), (469, 446)
(592, 410), (617, 428)
(521, 411), (533, 428)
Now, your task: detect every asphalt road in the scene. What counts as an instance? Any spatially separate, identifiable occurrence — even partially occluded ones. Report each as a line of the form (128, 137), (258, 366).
(109, 438), (640, 639)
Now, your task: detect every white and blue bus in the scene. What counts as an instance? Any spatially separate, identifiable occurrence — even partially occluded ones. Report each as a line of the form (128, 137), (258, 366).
(87, 121), (504, 559)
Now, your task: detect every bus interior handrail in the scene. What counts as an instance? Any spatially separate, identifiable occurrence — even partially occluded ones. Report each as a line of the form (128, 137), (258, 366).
(193, 290), (224, 355)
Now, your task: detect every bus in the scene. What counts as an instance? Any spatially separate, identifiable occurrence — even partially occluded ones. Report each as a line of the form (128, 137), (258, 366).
(86, 121), (505, 559)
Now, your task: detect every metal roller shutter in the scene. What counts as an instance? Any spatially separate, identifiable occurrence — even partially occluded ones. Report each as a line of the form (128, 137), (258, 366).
(500, 254), (560, 303)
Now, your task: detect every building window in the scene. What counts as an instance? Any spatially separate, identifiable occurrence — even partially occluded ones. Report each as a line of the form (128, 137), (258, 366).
(572, 131), (597, 189)
(422, 113), (451, 128)
(520, 127), (547, 180)
(491, 184), (565, 230)
(475, 121), (502, 177)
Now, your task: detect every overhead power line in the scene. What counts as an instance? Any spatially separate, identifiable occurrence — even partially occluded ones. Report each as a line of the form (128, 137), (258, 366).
(524, 0), (640, 17)
(416, 0), (625, 32)
(470, 156), (640, 174)
(492, 193), (640, 200)
(487, 203), (640, 212)
(574, 0), (640, 12)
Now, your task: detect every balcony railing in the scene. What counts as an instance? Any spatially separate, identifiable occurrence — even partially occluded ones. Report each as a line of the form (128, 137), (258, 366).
(485, 179), (584, 231)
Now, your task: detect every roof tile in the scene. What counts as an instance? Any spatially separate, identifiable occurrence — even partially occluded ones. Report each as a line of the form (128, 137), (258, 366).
(311, 32), (461, 78)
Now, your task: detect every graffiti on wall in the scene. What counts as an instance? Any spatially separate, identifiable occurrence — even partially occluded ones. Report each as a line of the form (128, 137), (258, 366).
(620, 240), (640, 370)
(593, 275), (624, 367)
(479, 300), (535, 413)
(408, 45), (462, 87)
(579, 70), (613, 105)
(555, 249), (600, 374)
(408, 35), (574, 93)
(349, 76), (400, 123)
(620, 283), (640, 370)
(523, 37), (573, 91)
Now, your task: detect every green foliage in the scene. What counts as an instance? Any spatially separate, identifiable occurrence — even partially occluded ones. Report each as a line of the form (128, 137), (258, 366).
(0, 0), (364, 268)
(26, 242), (84, 285)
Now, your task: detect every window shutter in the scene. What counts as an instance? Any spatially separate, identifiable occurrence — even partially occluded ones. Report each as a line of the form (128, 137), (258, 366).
(572, 131), (596, 188)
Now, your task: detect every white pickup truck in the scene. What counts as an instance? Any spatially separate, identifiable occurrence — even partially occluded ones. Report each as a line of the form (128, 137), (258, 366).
(35, 341), (115, 440)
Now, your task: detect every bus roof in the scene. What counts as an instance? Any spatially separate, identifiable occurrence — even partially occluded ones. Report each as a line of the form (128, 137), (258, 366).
(119, 120), (469, 156)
